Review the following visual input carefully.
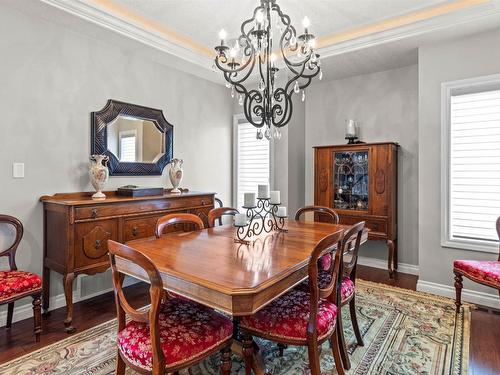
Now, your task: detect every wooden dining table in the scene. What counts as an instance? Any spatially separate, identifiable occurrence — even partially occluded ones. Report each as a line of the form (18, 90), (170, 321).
(117, 220), (368, 374)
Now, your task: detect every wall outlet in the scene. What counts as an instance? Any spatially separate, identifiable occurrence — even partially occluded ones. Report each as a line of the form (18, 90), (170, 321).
(13, 163), (24, 178)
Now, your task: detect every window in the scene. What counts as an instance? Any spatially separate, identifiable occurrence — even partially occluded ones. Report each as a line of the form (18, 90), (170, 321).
(441, 74), (500, 253)
(119, 130), (137, 162)
(233, 116), (271, 210)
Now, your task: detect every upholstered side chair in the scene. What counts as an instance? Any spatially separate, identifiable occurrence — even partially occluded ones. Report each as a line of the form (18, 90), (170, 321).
(294, 220), (366, 370)
(0, 214), (42, 342)
(295, 205), (339, 270)
(454, 216), (500, 313)
(108, 240), (233, 375)
(239, 229), (346, 375)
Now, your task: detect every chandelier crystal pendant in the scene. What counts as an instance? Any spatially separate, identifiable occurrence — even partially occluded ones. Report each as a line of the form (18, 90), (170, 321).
(214, 0), (322, 140)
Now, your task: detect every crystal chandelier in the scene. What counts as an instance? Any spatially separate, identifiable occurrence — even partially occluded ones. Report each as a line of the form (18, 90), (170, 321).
(214, 0), (322, 140)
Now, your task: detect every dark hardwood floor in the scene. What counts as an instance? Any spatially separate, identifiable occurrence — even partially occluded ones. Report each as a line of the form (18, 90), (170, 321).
(0, 265), (498, 374)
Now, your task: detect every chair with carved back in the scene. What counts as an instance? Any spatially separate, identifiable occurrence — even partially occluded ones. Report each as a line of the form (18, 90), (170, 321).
(295, 206), (365, 369)
(239, 229), (346, 375)
(208, 207), (239, 228)
(317, 221), (366, 370)
(295, 206), (339, 271)
(155, 213), (205, 238)
(454, 216), (500, 313)
(108, 240), (233, 375)
(0, 214), (42, 342)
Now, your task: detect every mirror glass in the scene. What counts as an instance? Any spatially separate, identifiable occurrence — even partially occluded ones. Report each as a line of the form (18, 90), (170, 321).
(107, 116), (165, 163)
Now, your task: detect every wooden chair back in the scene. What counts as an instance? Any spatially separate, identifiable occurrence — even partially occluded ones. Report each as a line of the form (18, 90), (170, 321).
(208, 207), (239, 228)
(155, 213), (204, 238)
(295, 205), (339, 224)
(215, 197), (223, 208)
(0, 214), (23, 271)
(108, 240), (166, 369)
(340, 221), (365, 281)
(306, 229), (344, 339)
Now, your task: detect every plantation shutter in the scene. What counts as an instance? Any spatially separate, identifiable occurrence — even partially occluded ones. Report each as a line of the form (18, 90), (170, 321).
(120, 134), (136, 162)
(236, 121), (270, 210)
(449, 88), (500, 244)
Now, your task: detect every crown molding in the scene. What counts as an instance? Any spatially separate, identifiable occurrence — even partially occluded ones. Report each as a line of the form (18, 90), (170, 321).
(40, 0), (214, 70)
(317, 1), (500, 59)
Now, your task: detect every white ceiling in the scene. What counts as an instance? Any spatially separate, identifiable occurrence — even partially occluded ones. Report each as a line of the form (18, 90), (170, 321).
(111, 0), (445, 49)
(8, 0), (500, 83)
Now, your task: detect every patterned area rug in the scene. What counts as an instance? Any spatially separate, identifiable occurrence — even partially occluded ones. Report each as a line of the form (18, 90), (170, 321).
(0, 280), (470, 375)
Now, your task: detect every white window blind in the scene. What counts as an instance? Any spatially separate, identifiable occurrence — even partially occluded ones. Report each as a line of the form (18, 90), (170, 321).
(448, 88), (500, 247)
(120, 133), (136, 162)
(235, 121), (270, 210)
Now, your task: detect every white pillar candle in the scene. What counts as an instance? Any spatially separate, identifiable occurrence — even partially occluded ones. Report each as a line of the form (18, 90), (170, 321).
(270, 191), (280, 204)
(257, 184), (269, 199)
(276, 206), (287, 217)
(244, 192), (256, 207)
(234, 213), (248, 226)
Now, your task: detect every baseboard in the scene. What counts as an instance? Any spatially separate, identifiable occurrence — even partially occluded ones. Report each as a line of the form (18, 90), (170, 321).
(0, 276), (140, 327)
(417, 279), (500, 309)
(358, 256), (420, 276)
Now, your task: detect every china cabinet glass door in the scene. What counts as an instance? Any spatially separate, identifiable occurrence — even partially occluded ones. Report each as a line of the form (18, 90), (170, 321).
(333, 151), (369, 210)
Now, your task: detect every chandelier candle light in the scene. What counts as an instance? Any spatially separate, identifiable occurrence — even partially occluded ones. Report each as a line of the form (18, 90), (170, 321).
(235, 184), (287, 244)
(214, 0), (322, 140)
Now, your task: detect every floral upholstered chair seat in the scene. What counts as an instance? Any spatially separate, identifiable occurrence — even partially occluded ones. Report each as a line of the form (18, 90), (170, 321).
(0, 270), (42, 302)
(298, 272), (355, 304)
(117, 298), (233, 371)
(239, 288), (337, 342)
(453, 260), (500, 288)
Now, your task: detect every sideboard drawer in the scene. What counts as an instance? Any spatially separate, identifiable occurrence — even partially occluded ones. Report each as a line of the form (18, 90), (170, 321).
(74, 196), (213, 220)
(74, 219), (118, 270)
(123, 215), (161, 242)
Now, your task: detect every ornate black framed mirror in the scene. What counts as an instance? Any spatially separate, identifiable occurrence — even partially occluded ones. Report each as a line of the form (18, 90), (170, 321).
(91, 100), (173, 176)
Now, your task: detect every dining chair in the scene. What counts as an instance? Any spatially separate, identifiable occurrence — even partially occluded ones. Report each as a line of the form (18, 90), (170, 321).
(295, 206), (340, 271)
(453, 216), (500, 313)
(108, 240), (233, 375)
(214, 197), (223, 209)
(294, 214), (365, 369)
(155, 213), (204, 238)
(239, 229), (346, 375)
(208, 207), (239, 228)
(0, 214), (42, 342)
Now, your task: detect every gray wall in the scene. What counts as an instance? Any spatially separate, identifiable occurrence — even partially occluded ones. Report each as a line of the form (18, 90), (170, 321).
(418, 28), (500, 295)
(0, 4), (233, 319)
(272, 97), (306, 217)
(305, 65), (419, 266)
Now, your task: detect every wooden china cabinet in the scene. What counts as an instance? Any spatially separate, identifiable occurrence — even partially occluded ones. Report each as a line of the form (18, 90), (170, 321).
(313, 142), (398, 276)
(40, 190), (215, 333)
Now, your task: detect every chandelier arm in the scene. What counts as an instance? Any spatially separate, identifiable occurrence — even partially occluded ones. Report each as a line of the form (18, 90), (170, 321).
(223, 53), (257, 85)
(245, 90), (265, 128)
(270, 88), (290, 127)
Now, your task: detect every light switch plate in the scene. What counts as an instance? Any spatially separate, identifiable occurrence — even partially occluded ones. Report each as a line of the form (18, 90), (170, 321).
(13, 163), (24, 178)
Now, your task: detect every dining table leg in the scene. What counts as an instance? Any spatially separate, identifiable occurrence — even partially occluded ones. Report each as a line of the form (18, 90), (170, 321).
(231, 317), (268, 375)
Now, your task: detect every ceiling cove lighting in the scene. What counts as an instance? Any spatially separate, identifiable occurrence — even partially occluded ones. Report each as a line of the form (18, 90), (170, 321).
(214, 0), (322, 140)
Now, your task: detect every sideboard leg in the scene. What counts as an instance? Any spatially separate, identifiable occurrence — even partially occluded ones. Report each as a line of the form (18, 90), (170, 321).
(42, 265), (51, 315)
(63, 273), (76, 333)
(387, 240), (395, 278)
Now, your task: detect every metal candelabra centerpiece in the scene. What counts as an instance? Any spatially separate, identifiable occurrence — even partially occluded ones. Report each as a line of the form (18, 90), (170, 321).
(234, 186), (287, 244)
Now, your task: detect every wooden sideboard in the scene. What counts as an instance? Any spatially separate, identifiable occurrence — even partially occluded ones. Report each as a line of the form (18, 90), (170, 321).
(39, 190), (215, 332)
(314, 142), (398, 276)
